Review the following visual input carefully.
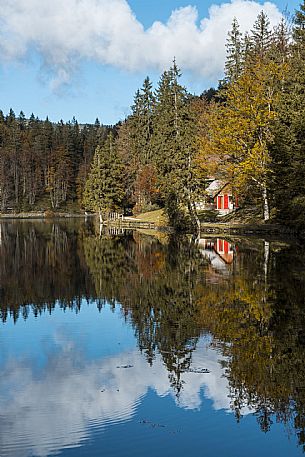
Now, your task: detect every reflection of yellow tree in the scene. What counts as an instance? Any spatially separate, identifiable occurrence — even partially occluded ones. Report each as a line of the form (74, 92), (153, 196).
(83, 231), (305, 439)
(197, 256), (305, 446)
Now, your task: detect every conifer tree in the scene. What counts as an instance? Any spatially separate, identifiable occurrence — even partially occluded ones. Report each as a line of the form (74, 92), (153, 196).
(138, 77), (155, 164)
(249, 11), (273, 60)
(225, 18), (243, 82)
(123, 77), (156, 210)
(129, 79), (155, 167)
(151, 62), (202, 229)
(271, 1), (305, 225)
(152, 63), (187, 225)
(83, 132), (125, 221)
(272, 18), (291, 64)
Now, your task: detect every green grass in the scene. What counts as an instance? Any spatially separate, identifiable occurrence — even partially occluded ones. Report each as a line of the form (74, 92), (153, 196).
(134, 209), (168, 226)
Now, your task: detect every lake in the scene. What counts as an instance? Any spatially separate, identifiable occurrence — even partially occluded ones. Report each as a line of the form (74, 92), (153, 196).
(0, 220), (304, 457)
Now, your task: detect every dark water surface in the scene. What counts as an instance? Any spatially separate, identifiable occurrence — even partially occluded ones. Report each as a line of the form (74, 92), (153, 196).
(0, 220), (305, 457)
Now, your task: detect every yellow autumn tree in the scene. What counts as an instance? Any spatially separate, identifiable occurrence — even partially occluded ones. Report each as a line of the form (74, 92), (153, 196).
(201, 59), (287, 221)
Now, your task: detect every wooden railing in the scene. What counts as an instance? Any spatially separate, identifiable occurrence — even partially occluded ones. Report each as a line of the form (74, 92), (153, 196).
(102, 213), (155, 230)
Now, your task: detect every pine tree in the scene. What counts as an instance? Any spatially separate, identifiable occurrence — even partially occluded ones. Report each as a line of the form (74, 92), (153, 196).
(129, 77), (155, 164)
(152, 66), (185, 198)
(294, 0), (305, 42)
(249, 11), (273, 61)
(152, 65), (182, 224)
(83, 132), (125, 221)
(225, 18), (243, 82)
(271, 1), (305, 226)
(272, 18), (291, 64)
(152, 62), (201, 229)
(138, 77), (155, 164)
(115, 120), (137, 208)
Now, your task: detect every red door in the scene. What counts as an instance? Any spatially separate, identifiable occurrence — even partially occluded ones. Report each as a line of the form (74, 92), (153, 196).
(224, 194), (229, 209)
(217, 239), (223, 252)
(224, 240), (229, 253)
(217, 196), (222, 209)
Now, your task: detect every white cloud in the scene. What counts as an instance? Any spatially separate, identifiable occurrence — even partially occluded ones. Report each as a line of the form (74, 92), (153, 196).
(0, 335), (250, 457)
(0, 0), (283, 87)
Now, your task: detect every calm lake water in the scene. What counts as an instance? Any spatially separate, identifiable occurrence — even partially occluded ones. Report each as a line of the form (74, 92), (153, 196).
(0, 220), (305, 457)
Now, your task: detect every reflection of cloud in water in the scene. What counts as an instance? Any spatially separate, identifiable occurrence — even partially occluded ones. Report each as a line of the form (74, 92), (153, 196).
(0, 337), (244, 457)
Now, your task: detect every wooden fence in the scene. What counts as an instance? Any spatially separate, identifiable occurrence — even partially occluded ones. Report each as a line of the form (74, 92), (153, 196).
(102, 213), (155, 230)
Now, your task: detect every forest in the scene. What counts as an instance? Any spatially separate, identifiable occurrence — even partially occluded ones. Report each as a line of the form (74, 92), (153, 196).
(1, 1), (305, 233)
(0, 113), (113, 212)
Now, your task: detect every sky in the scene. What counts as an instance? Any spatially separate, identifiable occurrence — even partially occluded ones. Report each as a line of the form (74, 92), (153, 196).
(0, 0), (301, 125)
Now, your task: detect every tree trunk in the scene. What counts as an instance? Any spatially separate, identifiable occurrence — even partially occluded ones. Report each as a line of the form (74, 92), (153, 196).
(264, 240), (270, 281)
(192, 201), (201, 237)
(262, 186), (270, 221)
(187, 199), (201, 236)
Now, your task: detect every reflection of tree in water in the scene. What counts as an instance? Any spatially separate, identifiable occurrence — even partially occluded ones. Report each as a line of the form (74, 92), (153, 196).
(130, 236), (207, 395)
(0, 221), (95, 322)
(83, 231), (137, 307)
(2, 221), (305, 448)
(84, 230), (207, 395)
(198, 240), (305, 450)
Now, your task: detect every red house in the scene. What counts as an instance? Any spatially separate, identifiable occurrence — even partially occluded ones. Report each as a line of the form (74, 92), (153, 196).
(205, 180), (238, 214)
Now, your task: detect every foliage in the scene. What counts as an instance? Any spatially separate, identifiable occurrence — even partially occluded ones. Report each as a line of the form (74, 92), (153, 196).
(115, 62), (205, 230)
(82, 133), (125, 216)
(198, 12), (290, 222)
(0, 111), (111, 211)
(270, 1), (305, 227)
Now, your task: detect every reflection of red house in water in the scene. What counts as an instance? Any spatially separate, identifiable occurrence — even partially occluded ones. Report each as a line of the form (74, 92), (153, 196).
(198, 238), (235, 274)
(214, 238), (234, 264)
(205, 180), (239, 214)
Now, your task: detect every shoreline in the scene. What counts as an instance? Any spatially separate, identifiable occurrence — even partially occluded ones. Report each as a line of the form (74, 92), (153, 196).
(0, 212), (90, 220)
(0, 212), (302, 239)
(200, 222), (287, 236)
(198, 222), (303, 242)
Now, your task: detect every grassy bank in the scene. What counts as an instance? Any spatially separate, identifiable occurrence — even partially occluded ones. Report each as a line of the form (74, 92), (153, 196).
(132, 209), (168, 226)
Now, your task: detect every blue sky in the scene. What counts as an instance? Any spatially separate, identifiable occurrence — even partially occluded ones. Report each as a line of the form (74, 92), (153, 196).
(0, 0), (301, 125)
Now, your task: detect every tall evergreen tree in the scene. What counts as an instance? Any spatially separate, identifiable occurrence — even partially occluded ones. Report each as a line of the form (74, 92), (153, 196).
(151, 62), (203, 229)
(249, 11), (273, 60)
(225, 18), (243, 82)
(271, 1), (305, 226)
(83, 133), (125, 221)
(152, 63), (186, 225)
(272, 18), (291, 64)
(129, 78), (155, 164)
(138, 77), (155, 164)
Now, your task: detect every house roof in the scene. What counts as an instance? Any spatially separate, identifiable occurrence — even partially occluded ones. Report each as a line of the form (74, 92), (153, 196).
(205, 180), (228, 198)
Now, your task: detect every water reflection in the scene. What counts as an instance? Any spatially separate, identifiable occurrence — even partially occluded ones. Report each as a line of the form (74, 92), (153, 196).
(0, 220), (95, 321)
(0, 325), (235, 457)
(0, 220), (305, 455)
